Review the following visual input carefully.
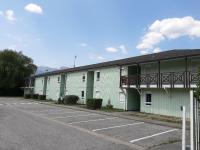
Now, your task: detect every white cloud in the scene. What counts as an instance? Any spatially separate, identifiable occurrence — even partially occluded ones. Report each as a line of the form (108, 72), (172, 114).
(106, 47), (118, 53)
(24, 3), (43, 14)
(0, 10), (16, 22)
(153, 47), (161, 53)
(89, 54), (105, 61)
(119, 45), (128, 54)
(137, 16), (200, 54)
(96, 56), (105, 60)
(80, 43), (87, 47)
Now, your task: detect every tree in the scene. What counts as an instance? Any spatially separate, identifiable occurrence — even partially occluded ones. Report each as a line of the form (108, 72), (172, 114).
(194, 67), (200, 99)
(0, 49), (37, 95)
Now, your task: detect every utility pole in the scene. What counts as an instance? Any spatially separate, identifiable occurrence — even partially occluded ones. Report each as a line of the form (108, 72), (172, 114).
(74, 55), (77, 68)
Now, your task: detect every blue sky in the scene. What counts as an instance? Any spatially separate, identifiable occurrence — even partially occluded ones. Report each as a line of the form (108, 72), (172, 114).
(0, 0), (200, 68)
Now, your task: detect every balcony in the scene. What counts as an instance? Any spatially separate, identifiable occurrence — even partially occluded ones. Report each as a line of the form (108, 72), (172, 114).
(120, 71), (198, 88)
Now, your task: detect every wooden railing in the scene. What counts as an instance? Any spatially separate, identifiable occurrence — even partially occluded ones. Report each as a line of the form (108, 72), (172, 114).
(120, 71), (198, 88)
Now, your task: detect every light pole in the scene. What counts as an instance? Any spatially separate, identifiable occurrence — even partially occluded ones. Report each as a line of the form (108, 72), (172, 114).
(74, 55), (77, 68)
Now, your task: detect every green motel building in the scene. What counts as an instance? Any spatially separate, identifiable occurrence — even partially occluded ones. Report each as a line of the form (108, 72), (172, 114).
(30, 49), (200, 118)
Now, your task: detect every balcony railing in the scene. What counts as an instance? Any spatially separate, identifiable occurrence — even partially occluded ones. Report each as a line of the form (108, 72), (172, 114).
(120, 71), (198, 88)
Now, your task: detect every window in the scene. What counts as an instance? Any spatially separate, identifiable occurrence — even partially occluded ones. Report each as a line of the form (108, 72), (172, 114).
(97, 72), (100, 81)
(81, 91), (84, 99)
(119, 92), (125, 103)
(145, 93), (152, 105)
(82, 74), (85, 82)
(95, 91), (100, 98)
(58, 76), (60, 83)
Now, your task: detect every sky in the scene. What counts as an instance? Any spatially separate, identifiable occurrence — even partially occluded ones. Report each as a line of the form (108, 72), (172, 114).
(0, 0), (200, 68)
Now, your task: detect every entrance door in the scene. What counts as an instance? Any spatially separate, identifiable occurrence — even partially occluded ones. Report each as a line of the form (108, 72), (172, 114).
(127, 89), (140, 111)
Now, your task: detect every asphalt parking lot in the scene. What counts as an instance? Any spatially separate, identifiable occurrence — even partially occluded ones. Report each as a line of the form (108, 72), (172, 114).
(0, 97), (183, 150)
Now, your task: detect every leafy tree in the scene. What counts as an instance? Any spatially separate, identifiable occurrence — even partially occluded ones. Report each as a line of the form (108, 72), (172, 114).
(0, 49), (37, 95)
(194, 67), (200, 99)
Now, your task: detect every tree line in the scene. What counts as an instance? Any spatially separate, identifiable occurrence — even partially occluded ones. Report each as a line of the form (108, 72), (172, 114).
(0, 49), (37, 96)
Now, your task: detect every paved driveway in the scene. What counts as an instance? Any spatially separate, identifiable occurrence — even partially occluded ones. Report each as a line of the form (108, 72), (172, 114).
(0, 97), (183, 150)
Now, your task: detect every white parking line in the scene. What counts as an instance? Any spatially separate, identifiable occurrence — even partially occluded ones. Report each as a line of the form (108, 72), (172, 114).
(54, 113), (100, 119)
(129, 129), (179, 143)
(68, 117), (118, 124)
(41, 111), (81, 115)
(92, 122), (144, 132)
(34, 109), (67, 113)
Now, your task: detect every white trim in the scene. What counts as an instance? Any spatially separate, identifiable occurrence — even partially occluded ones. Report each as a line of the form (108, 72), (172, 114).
(145, 92), (152, 106)
(53, 113), (99, 119)
(129, 129), (178, 143)
(92, 122), (144, 132)
(68, 117), (118, 124)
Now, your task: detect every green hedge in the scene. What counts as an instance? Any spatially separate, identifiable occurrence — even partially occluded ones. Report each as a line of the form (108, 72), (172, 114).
(86, 98), (103, 109)
(24, 94), (31, 99)
(38, 95), (46, 100)
(31, 94), (39, 99)
(63, 95), (79, 105)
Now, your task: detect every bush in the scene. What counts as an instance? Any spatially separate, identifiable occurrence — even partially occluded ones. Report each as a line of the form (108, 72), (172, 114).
(38, 95), (46, 100)
(63, 95), (79, 105)
(31, 94), (39, 99)
(57, 98), (63, 104)
(86, 98), (103, 109)
(24, 94), (31, 99)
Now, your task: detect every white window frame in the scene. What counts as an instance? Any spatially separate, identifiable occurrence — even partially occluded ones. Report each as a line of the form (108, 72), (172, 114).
(119, 92), (125, 103)
(95, 91), (100, 98)
(145, 93), (152, 106)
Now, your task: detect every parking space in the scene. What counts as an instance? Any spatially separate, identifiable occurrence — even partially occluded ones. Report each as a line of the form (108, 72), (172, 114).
(1, 97), (182, 149)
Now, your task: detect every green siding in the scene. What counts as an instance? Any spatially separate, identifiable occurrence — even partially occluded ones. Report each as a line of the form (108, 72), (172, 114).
(86, 71), (94, 99)
(66, 71), (87, 104)
(46, 75), (61, 101)
(34, 77), (45, 95)
(141, 88), (190, 118)
(60, 74), (66, 98)
(93, 66), (125, 109)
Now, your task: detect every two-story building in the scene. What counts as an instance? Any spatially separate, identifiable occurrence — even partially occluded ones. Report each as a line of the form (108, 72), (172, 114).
(33, 49), (200, 117)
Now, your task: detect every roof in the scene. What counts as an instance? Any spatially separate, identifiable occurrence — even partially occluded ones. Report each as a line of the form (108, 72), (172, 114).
(34, 49), (200, 77)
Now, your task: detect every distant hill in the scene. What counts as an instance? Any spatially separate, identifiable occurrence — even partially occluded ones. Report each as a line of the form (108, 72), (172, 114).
(35, 66), (58, 75)
(35, 66), (69, 75)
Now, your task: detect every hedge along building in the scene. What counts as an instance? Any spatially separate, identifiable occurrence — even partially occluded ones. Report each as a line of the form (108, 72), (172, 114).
(33, 49), (200, 117)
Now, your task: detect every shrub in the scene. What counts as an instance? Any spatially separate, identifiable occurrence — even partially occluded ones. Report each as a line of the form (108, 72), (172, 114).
(57, 98), (63, 104)
(31, 94), (39, 99)
(24, 94), (31, 99)
(86, 98), (103, 109)
(38, 95), (46, 100)
(63, 95), (79, 105)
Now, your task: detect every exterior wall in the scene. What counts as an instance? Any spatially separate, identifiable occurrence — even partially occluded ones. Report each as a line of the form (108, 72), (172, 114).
(66, 71), (87, 104)
(46, 74), (61, 101)
(140, 88), (190, 118)
(34, 77), (44, 95)
(93, 66), (125, 109)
